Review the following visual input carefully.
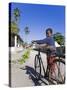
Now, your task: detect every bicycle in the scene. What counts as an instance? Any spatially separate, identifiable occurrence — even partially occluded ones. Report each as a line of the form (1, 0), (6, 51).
(34, 47), (65, 84)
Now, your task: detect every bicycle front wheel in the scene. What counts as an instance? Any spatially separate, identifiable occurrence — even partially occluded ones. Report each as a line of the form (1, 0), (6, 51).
(34, 55), (41, 80)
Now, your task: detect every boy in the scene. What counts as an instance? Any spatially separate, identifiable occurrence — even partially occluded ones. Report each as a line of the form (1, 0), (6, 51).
(32, 28), (56, 78)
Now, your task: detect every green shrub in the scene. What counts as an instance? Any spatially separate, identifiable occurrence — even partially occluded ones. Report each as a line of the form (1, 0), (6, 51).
(19, 49), (30, 64)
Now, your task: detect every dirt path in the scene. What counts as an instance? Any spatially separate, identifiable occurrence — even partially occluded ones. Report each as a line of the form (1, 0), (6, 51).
(11, 50), (59, 87)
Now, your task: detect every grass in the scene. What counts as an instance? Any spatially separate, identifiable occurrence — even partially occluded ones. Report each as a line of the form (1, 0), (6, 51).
(19, 49), (30, 64)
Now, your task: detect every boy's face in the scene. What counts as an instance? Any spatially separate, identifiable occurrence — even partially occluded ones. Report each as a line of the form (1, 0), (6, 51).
(46, 31), (52, 37)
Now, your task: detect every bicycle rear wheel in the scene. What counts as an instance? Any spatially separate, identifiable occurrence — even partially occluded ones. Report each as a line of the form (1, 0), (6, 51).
(51, 59), (65, 84)
(34, 55), (41, 80)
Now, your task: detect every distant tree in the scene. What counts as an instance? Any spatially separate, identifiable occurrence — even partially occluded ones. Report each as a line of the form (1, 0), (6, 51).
(24, 26), (30, 43)
(11, 21), (19, 34)
(13, 8), (20, 23)
(53, 32), (65, 45)
(11, 8), (21, 34)
(24, 26), (30, 35)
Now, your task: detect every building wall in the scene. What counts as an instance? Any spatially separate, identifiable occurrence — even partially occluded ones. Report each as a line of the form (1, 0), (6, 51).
(10, 34), (23, 52)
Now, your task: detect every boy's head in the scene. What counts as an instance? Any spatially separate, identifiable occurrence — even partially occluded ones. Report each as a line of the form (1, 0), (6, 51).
(46, 28), (53, 37)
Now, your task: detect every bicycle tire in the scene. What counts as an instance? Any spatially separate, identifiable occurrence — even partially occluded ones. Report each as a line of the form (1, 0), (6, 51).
(34, 55), (41, 80)
(51, 59), (65, 84)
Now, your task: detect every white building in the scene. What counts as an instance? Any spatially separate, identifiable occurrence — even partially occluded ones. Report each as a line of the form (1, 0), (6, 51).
(55, 41), (60, 47)
(9, 33), (24, 52)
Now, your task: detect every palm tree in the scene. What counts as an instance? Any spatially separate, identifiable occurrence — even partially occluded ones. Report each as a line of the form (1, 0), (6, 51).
(13, 8), (20, 23)
(24, 26), (30, 43)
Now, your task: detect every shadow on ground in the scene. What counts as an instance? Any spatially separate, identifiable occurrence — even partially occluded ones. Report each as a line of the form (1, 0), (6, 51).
(20, 66), (55, 86)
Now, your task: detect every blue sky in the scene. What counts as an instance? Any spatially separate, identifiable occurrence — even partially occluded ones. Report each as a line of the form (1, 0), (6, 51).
(10, 3), (65, 43)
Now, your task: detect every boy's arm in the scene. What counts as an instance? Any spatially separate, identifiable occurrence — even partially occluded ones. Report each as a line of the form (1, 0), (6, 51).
(32, 38), (48, 48)
(32, 39), (46, 44)
(32, 40), (44, 44)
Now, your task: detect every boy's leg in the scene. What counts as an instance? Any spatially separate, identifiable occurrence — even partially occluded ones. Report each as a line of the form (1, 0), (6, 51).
(49, 55), (56, 78)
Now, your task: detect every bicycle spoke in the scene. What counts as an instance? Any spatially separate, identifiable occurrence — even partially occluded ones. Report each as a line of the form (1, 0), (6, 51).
(34, 55), (41, 79)
(53, 59), (65, 84)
